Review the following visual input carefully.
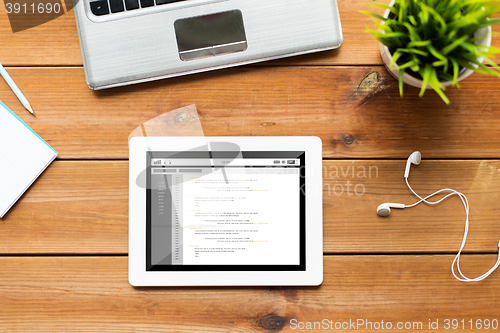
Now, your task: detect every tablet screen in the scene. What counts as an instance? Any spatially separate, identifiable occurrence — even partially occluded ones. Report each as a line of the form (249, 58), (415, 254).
(146, 151), (305, 271)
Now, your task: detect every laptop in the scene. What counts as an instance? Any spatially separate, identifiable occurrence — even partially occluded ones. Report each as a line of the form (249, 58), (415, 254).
(73, 0), (343, 90)
(129, 137), (323, 286)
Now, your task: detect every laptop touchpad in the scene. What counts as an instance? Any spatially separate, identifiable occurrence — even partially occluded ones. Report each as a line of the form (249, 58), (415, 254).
(174, 10), (247, 61)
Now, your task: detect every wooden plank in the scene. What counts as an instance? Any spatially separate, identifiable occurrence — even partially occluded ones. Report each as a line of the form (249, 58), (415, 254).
(0, 161), (127, 254)
(1, 0), (499, 66)
(2, 160), (500, 255)
(0, 7), (82, 66)
(324, 160), (500, 254)
(2, 67), (500, 159)
(0, 256), (499, 332)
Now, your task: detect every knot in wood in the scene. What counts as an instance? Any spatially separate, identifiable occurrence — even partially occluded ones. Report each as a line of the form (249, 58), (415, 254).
(343, 133), (355, 145)
(357, 71), (383, 96)
(174, 111), (190, 124)
(259, 315), (286, 330)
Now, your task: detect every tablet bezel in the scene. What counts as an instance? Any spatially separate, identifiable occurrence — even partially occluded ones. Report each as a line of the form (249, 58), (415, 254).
(129, 137), (323, 286)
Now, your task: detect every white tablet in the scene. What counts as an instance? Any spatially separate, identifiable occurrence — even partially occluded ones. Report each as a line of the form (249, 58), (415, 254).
(129, 137), (323, 286)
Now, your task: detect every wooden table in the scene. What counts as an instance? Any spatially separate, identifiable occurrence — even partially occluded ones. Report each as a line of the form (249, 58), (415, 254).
(2, 1), (500, 332)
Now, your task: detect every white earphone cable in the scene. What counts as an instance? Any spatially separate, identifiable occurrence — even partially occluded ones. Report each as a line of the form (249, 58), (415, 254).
(404, 178), (500, 282)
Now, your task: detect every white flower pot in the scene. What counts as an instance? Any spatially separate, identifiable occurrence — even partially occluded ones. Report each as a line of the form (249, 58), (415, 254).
(379, 1), (492, 89)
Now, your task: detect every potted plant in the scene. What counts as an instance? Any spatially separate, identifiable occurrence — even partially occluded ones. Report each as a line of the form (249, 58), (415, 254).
(361, 0), (500, 104)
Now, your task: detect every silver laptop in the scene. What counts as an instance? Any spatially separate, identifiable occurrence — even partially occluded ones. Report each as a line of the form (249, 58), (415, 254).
(73, 0), (343, 90)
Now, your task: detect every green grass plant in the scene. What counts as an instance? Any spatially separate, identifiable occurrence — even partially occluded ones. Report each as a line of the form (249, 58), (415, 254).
(361, 0), (500, 104)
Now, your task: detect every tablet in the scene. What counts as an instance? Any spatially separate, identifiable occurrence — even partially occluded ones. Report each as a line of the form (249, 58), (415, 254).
(129, 137), (323, 286)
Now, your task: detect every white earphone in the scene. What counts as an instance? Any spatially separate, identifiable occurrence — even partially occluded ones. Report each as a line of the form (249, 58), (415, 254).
(376, 151), (422, 216)
(377, 151), (500, 282)
(376, 203), (405, 217)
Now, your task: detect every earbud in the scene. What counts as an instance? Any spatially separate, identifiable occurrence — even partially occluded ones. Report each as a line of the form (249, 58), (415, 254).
(377, 203), (405, 217)
(404, 151), (421, 178)
(377, 150), (500, 282)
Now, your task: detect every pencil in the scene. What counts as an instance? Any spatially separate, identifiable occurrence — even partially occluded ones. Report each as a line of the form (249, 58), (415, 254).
(0, 62), (35, 116)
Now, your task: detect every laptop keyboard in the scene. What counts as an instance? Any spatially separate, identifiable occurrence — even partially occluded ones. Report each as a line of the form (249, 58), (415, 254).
(90, 0), (187, 15)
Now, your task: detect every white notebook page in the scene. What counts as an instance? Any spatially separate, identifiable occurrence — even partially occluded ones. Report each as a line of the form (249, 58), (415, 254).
(0, 101), (57, 218)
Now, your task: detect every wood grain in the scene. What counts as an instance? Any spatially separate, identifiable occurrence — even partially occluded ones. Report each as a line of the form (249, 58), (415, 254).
(2, 160), (500, 255)
(0, 256), (499, 332)
(0, 0), (499, 66)
(0, 6), (81, 66)
(1, 0), (499, 329)
(1, 67), (500, 159)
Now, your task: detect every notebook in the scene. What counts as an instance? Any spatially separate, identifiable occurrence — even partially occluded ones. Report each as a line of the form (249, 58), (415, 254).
(73, 0), (343, 89)
(0, 101), (58, 218)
